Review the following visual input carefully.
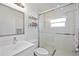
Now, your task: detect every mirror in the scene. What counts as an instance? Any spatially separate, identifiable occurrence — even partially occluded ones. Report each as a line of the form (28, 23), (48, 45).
(0, 4), (24, 37)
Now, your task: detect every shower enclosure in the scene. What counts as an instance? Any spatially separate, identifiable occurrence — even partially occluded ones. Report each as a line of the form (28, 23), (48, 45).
(38, 3), (79, 56)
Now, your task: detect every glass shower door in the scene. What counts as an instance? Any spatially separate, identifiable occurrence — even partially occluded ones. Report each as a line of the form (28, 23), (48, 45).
(39, 4), (77, 56)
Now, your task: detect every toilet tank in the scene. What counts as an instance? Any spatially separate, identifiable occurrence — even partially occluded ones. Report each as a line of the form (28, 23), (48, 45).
(31, 40), (38, 49)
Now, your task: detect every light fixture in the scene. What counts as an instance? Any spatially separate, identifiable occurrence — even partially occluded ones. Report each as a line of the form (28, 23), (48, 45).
(14, 3), (24, 8)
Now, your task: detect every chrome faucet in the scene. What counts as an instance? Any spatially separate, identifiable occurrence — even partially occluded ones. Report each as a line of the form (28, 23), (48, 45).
(13, 37), (17, 44)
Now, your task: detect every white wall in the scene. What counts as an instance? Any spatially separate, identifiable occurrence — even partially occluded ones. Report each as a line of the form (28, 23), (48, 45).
(24, 4), (38, 43)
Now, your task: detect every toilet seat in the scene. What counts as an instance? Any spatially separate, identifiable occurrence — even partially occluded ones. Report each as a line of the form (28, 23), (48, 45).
(34, 48), (49, 56)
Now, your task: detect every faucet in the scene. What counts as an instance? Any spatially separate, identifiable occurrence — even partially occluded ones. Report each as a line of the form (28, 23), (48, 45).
(13, 37), (17, 44)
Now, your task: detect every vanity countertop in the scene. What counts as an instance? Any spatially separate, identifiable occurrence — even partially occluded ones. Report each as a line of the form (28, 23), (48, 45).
(0, 40), (34, 56)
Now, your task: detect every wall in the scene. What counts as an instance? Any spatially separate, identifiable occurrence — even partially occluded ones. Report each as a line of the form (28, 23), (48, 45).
(24, 4), (38, 43)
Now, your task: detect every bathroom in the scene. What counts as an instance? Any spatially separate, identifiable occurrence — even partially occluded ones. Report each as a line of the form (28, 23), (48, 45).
(0, 3), (79, 56)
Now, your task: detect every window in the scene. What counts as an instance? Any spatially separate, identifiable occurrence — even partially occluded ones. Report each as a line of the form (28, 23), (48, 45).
(50, 17), (66, 27)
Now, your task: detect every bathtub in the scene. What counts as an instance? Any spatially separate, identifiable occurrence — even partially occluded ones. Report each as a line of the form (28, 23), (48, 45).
(0, 40), (34, 56)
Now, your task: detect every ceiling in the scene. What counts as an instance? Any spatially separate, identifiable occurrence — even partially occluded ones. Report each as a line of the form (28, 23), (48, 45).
(27, 3), (69, 13)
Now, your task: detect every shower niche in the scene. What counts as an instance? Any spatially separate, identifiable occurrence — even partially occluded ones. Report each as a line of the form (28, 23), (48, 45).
(28, 15), (38, 28)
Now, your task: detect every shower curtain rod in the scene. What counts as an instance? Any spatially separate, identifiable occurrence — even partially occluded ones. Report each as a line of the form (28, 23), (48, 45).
(39, 3), (73, 15)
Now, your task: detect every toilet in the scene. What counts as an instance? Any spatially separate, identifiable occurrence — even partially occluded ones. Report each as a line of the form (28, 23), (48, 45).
(31, 40), (49, 56)
(32, 40), (56, 56)
(34, 48), (49, 56)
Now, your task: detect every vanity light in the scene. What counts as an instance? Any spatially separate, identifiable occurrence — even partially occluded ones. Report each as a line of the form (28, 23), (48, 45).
(14, 3), (24, 8)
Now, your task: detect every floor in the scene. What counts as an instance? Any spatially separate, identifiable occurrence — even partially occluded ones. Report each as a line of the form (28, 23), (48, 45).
(54, 50), (79, 56)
